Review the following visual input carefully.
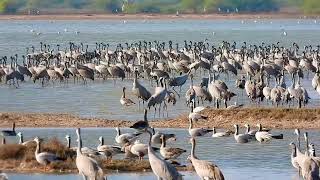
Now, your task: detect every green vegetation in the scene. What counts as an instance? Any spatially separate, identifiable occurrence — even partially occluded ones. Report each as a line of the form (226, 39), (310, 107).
(0, 0), (319, 15)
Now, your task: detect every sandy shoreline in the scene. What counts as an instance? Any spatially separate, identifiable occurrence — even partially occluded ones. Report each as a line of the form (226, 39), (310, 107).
(0, 13), (318, 21)
(0, 108), (319, 129)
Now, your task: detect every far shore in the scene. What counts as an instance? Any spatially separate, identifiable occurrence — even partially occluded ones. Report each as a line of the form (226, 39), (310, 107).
(0, 13), (319, 21)
(0, 108), (319, 129)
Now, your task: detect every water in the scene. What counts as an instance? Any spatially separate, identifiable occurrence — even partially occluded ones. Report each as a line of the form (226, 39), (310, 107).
(2, 127), (319, 179)
(0, 19), (320, 120)
(0, 19), (320, 179)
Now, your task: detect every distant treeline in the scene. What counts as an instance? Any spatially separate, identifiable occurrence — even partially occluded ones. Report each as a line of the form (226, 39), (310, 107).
(0, 0), (319, 14)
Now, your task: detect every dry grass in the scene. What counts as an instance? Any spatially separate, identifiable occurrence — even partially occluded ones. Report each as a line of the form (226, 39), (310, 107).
(151, 108), (320, 129)
(0, 138), (188, 173)
(102, 159), (151, 171)
(0, 144), (26, 160)
(0, 108), (320, 129)
(0, 138), (77, 173)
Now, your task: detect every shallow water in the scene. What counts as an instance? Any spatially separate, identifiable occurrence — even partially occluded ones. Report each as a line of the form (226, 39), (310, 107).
(0, 19), (320, 120)
(0, 19), (319, 179)
(1, 127), (319, 179)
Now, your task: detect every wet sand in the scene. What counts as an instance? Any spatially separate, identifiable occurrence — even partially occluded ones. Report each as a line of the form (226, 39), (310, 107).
(0, 108), (319, 129)
(0, 13), (317, 21)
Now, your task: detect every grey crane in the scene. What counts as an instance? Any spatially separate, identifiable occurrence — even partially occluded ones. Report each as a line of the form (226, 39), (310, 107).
(168, 72), (189, 93)
(132, 71), (152, 108)
(76, 63), (94, 84)
(146, 129), (183, 180)
(188, 137), (225, 180)
(76, 128), (105, 180)
(107, 65), (125, 84)
(147, 77), (168, 117)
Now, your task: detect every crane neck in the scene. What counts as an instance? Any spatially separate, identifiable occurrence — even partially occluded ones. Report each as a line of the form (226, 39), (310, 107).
(19, 134), (23, 144)
(66, 138), (71, 148)
(147, 130), (153, 149)
(305, 135), (309, 156)
(191, 139), (196, 158)
(35, 140), (40, 155)
(246, 125), (250, 134)
(77, 130), (82, 155)
(122, 88), (126, 98)
(1, 137), (5, 145)
(213, 127), (216, 134)
(144, 110), (148, 122)
(189, 119), (193, 130)
(100, 137), (104, 146)
(116, 128), (121, 136)
(291, 145), (297, 158)
(234, 125), (239, 135)
(161, 137), (166, 148)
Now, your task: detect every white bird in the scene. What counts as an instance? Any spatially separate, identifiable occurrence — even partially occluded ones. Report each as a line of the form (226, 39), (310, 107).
(76, 128), (105, 180)
(146, 130), (183, 180)
(65, 135), (101, 157)
(233, 124), (251, 143)
(193, 106), (208, 113)
(123, 141), (149, 160)
(255, 124), (283, 143)
(188, 137), (225, 180)
(212, 127), (231, 138)
(17, 132), (34, 146)
(188, 118), (213, 137)
(0, 172), (8, 180)
(255, 124), (272, 142)
(283, 31), (287, 36)
(226, 102), (243, 110)
(189, 102), (208, 122)
(97, 136), (122, 161)
(115, 127), (141, 145)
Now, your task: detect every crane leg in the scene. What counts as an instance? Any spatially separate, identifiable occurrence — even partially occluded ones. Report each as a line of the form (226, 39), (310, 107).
(158, 103), (162, 117)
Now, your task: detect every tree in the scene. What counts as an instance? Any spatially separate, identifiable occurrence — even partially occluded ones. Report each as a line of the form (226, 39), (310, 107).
(303, 0), (320, 14)
(203, 0), (220, 12)
(0, 0), (24, 14)
(180, 0), (204, 13)
(91, 0), (121, 12)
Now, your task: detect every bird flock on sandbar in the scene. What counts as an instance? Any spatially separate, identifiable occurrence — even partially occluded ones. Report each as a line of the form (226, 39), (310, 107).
(1, 39), (320, 180)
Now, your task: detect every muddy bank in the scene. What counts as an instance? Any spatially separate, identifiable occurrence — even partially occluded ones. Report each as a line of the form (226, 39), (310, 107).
(0, 13), (317, 21)
(0, 108), (319, 129)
